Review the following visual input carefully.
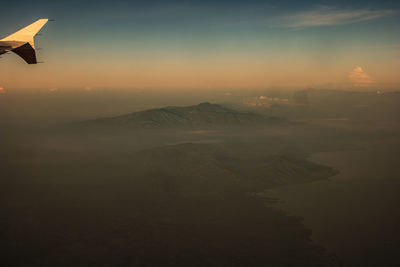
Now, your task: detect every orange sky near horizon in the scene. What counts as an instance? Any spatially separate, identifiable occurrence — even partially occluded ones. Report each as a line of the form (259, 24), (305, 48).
(1, 49), (399, 91)
(1, 2), (400, 92)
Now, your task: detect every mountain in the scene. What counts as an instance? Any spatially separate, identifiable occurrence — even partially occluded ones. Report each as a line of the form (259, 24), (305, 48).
(133, 143), (338, 194)
(78, 102), (283, 130)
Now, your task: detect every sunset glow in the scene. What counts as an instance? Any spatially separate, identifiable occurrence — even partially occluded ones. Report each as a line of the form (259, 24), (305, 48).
(0, 1), (399, 91)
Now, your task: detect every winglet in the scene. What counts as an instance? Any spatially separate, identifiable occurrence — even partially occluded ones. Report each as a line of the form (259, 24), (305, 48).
(11, 43), (37, 64)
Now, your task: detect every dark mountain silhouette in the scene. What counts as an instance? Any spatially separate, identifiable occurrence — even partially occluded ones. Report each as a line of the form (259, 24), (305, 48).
(78, 102), (283, 130)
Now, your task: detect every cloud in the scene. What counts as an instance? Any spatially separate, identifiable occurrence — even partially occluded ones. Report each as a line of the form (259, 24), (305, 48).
(279, 6), (394, 28)
(0, 86), (5, 94)
(349, 66), (375, 87)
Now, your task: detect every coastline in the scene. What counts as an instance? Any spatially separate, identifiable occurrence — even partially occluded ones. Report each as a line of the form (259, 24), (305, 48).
(266, 142), (400, 267)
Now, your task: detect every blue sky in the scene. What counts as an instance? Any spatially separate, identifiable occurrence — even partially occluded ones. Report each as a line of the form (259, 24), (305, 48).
(0, 0), (399, 90)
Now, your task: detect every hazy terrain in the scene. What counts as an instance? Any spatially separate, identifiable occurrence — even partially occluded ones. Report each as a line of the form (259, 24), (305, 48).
(1, 89), (399, 266)
(269, 138), (400, 267)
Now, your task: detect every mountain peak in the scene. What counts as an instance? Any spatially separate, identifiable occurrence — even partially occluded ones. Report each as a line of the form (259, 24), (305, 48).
(80, 103), (282, 130)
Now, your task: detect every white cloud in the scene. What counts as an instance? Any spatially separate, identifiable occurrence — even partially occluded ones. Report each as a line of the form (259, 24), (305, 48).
(349, 66), (375, 87)
(279, 6), (394, 28)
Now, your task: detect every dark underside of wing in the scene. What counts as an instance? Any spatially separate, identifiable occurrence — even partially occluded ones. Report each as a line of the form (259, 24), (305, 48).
(12, 43), (37, 64)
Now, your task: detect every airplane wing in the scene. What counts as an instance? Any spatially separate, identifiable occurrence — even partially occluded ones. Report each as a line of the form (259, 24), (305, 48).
(1, 19), (48, 48)
(0, 19), (48, 64)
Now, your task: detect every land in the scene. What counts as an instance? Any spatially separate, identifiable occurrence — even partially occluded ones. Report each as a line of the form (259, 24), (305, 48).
(1, 89), (399, 266)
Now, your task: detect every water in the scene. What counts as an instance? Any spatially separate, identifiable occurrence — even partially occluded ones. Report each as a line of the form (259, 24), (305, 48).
(268, 138), (400, 266)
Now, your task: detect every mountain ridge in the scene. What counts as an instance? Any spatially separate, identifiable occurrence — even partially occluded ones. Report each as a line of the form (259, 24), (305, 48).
(77, 102), (284, 130)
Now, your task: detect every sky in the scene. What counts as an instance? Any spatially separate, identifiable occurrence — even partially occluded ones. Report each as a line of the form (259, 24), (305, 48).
(0, 0), (399, 91)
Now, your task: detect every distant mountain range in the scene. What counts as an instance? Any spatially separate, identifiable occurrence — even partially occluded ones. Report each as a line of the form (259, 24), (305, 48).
(77, 102), (284, 130)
